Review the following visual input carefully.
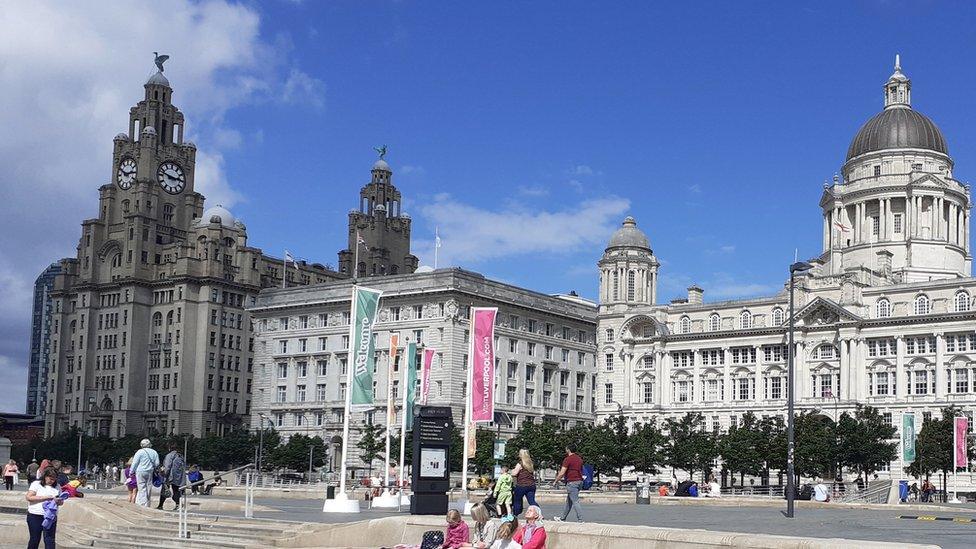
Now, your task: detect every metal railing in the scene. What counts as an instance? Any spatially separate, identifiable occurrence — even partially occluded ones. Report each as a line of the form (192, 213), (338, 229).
(176, 463), (255, 540)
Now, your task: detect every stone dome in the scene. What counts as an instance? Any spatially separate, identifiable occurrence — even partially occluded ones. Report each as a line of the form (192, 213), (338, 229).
(114, 133), (130, 141)
(142, 126), (156, 135)
(607, 216), (650, 250)
(197, 205), (237, 228)
(146, 71), (171, 87)
(846, 107), (948, 161)
(372, 159), (391, 172)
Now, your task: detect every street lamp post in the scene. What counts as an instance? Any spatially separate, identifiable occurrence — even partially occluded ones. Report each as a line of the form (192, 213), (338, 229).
(786, 260), (813, 519)
(257, 413), (268, 474)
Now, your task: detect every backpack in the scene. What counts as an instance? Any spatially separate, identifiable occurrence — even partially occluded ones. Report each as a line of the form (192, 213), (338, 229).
(420, 530), (444, 549)
(581, 464), (594, 490)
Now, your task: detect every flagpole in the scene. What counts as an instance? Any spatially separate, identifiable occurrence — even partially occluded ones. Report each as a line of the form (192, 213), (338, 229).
(354, 231), (360, 279)
(434, 227), (440, 270)
(398, 344), (409, 505)
(461, 323), (474, 507)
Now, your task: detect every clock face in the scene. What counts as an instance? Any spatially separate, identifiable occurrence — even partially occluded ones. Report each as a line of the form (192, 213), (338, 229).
(157, 161), (186, 194)
(116, 158), (137, 189)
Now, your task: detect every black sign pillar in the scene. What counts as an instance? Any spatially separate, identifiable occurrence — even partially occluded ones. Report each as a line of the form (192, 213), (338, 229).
(410, 406), (454, 515)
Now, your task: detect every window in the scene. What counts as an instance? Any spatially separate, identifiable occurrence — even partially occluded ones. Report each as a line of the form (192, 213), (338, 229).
(955, 291), (971, 312)
(819, 373), (834, 398)
(612, 271), (619, 300)
(506, 387), (516, 404)
(275, 386), (286, 403)
(771, 308), (784, 326)
(296, 384), (306, 402)
(297, 361), (307, 377)
(763, 345), (786, 362)
(316, 384), (327, 401)
(299, 315), (308, 329)
(679, 316), (691, 334)
(893, 214), (903, 234)
(704, 379), (720, 401)
(605, 353), (614, 372)
(739, 310), (752, 329)
(642, 382), (654, 403)
(871, 216), (880, 238)
(736, 377), (751, 400)
(604, 384), (613, 405)
(605, 328), (614, 342)
(627, 271), (636, 301)
(524, 388), (535, 406)
(507, 362), (518, 379)
(816, 345), (837, 360)
(525, 364), (535, 381)
(874, 372), (890, 396)
(769, 376), (782, 399)
(278, 340), (288, 354)
(527, 342), (536, 357)
(709, 314), (721, 332)
(876, 298), (891, 318)
(955, 369), (969, 394)
(276, 363), (288, 378)
(913, 370), (930, 395)
(676, 380), (691, 402)
(731, 347), (756, 364)
(914, 295), (930, 315)
(873, 165), (881, 176)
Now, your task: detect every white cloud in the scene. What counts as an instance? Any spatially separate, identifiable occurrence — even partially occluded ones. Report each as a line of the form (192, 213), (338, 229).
(281, 68), (326, 109)
(0, 0), (321, 412)
(688, 183), (702, 194)
(413, 194), (630, 266)
(399, 165), (426, 175)
(569, 164), (597, 176)
(517, 185), (550, 197)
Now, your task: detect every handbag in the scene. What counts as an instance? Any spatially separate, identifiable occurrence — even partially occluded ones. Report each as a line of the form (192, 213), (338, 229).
(160, 483), (172, 498)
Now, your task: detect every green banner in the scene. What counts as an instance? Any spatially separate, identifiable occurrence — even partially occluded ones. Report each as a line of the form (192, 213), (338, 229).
(404, 342), (418, 430)
(902, 413), (916, 463)
(349, 286), (382, 408)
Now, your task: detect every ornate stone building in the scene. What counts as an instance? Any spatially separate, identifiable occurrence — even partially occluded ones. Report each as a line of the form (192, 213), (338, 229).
(336, 158), (419, 277)
(44, 60), (345, 438)
(249, 269), (597, 467)
(597, 59), (974, 484)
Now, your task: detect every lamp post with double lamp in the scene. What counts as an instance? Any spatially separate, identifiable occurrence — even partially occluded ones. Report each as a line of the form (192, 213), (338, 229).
(786, 260), (813, 518)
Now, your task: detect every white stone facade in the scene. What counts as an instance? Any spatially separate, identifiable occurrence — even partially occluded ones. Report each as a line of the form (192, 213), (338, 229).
(249, 269), (597, 468)
(596, 61), (975, 485)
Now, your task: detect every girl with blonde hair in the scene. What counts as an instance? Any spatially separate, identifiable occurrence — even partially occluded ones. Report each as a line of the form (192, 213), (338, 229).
(510, 449), (538, 516)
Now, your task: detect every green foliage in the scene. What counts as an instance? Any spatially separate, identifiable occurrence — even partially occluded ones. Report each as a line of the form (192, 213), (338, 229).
(719, 412), (765, 482)
(835, 405), (897, 482)
(390, 430), (413, 466)
(472, 429), (497, 475)
(905, 407), (975, 487)
(792, 411), (835, 479)
(664, 412), (719, 479)
(356, 423), (386, 475)
(628, 418), (666, 476)
(268, 434), (327, 471)
(503, 419), (564, 471)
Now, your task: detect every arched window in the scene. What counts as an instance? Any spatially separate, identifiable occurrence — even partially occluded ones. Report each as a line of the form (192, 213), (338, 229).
(771, 307), (784, 326)
(111, 253), (122, 268)
(709, 313), (721, 332)
(679, 316), (691, 334)
(166, 311), (174, 325)
(876, 298), (891, 318)
(152, 312), (163, 327)
(955, 291), (971, 312)
(913, 295), (930, 315)
(627, 271), (636, 301)
(605, 328), (614, 342)
(815, 344), (837, 360)
(739, 310), (752, 329)
(121, 200), (130, 213)
(224, 237), (234, 248)
(612, 271), (619, 301)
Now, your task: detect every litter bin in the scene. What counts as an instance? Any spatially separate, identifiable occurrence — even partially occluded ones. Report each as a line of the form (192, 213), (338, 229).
(636, 479), (651, 504)
(327, 485), (336, 500)
(898, 480), (909, 503)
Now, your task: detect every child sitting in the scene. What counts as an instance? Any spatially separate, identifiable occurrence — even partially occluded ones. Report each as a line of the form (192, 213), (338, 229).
(490, 518), (521, 549)
(443, 509), (470, 549)
(494, 466), (514, 519)
(61, 476), (87, 498)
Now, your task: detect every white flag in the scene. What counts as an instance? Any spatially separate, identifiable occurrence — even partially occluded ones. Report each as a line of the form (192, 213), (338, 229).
(285, 250), (295, 263)
(435, 228), (442, 249)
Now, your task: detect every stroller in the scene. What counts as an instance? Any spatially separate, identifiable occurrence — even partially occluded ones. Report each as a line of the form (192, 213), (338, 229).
(479, 481), (502, 518)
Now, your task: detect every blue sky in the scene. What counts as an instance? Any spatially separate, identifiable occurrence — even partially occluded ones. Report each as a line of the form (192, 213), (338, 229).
(225, 0), (976, 302)
(1, 1), (975, 411)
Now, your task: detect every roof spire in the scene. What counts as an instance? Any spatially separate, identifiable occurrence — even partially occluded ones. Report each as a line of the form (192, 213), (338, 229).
(884, 54), (911, 109)
(895, 53), (901, 72)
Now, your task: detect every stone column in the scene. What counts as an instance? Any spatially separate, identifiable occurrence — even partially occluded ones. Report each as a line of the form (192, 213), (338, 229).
(823, 214), (829, 251)
(948, 203), (956, 245)
(692, 349), (701, 403)
(659, 351), (670, 406)
(935, 333), (946, 399)
(854, 202), (862, 244)
(853, 339), (867, 401)
(623, 350), (634, 406)
(723, 347), (732, 404)
(754, 345), (763, 404)
(796, 342), (807, 401)
(879, 198), (886, 241)
(905, 196), (913, 239)
(895, 336), (905, 398)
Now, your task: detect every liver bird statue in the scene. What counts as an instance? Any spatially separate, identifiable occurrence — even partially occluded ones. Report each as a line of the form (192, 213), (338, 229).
(153, 52), (170, 72)
(374, 145), (387, 160)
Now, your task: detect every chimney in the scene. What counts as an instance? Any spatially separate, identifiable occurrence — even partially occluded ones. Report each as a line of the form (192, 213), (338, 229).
(687, 285), (704, 305)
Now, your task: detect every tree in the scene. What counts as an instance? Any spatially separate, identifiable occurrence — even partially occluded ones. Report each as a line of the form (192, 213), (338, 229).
(586, 414), (631, 488)
(792, 411), (834, 482)
(719, 412), (764, 486)
(390, 430), (413, 466)
(756, 415), (786, 484)
(356, 423), (385, 476)
(269, 434), (327, 472)
(905, 407), (976, 493)
(504, 419), (564, 472)
(629, 419), (666, 476)
(664, 412), (719, 480)
(472, 429), (497, 476)
(836, 405), (897, 484)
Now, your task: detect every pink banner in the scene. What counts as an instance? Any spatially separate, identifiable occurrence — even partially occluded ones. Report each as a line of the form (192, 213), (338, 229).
(954, 417), (969, 469)
(420, 348), (435, 405)
(469, 308), (497, 422)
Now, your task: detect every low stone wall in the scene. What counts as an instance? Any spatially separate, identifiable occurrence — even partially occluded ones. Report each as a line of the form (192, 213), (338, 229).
(280, 515), (940, 549)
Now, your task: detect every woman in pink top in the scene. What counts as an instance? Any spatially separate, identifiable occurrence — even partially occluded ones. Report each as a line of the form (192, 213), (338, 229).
(3, 460), (19, 490)
(512, 505), (546, 549)
(442, 509), (470, 548)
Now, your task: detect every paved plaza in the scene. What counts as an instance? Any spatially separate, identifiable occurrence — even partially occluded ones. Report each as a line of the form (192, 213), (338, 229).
(197, 496), (976, 549)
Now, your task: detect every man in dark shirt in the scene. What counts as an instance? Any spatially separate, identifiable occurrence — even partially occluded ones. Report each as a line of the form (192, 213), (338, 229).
(552, 444), (584, 522)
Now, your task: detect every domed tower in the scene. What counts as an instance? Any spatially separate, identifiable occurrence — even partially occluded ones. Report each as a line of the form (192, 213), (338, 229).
(821, 56), (972, 281)
(337, 153), (419, 277)
(598, 216), (659, 306)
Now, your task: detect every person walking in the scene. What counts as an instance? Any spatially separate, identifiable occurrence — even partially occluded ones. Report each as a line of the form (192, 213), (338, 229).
(550, 444), (583, 523)
(3, 459), (19, 490)
(26, 459), (39, 482)
(157, 443), (186, 510)
(25, 467), (63, 549)
(131, 439), (160, 507)
(511, 449), (538, 517)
